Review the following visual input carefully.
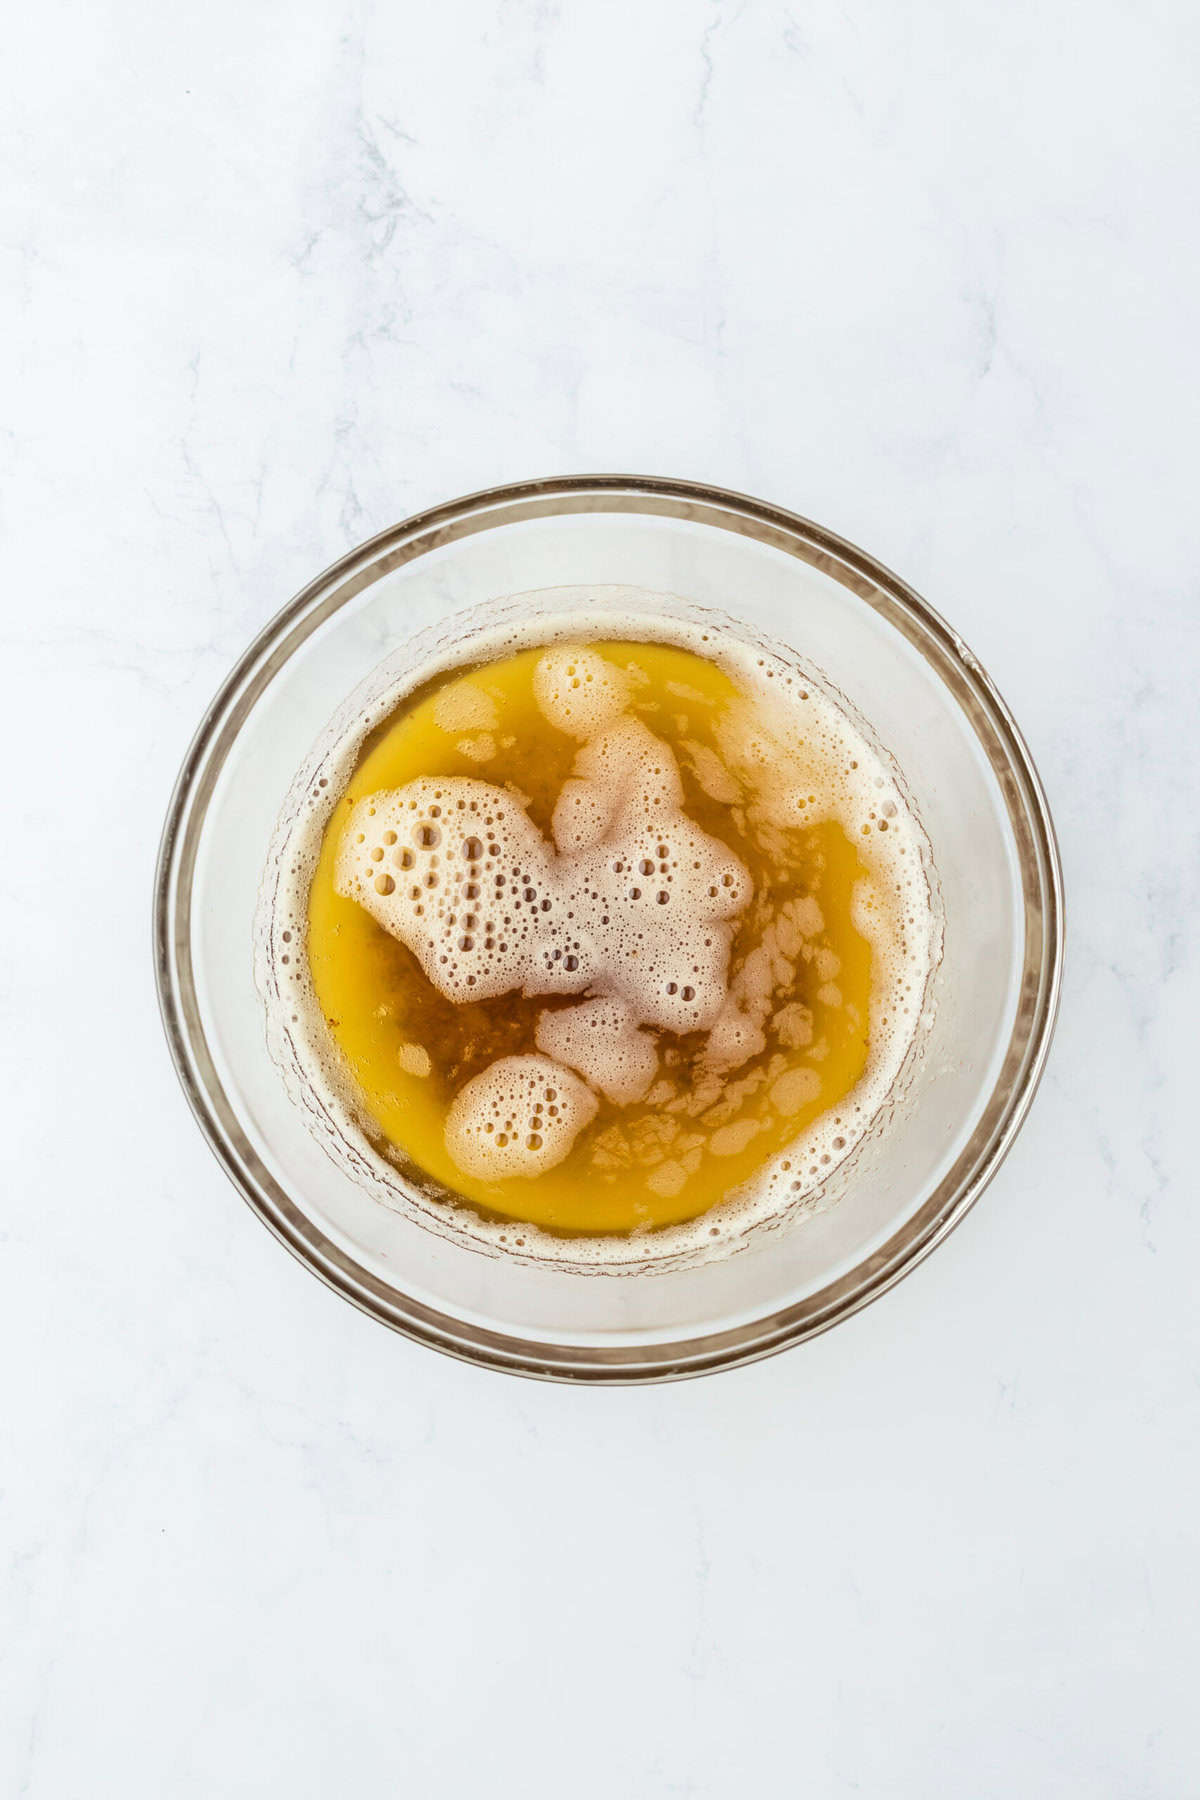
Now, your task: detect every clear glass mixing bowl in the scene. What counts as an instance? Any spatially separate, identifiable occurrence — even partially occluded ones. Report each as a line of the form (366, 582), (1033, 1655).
(155, 476), (1062, 1381)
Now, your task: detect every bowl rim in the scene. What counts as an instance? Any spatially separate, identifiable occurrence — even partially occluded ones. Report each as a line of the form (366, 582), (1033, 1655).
(153, 473), (1064, 1383)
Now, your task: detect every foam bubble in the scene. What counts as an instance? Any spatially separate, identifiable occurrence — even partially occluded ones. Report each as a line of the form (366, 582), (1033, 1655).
(535, 998), (658, 1105)
(550, 779), (612, 853)
(445, 1053), (597, 1179)
(433, 681), (497, 733)
(703, 896), (826, 1075)
(337, 779), (558, 1003)
(704, 998), (767, 1072)
(397, 1042), (432, 1077)
(456, 733), (496, 763)
(574, 715), (685, 818)
(533, 646), (628, 738)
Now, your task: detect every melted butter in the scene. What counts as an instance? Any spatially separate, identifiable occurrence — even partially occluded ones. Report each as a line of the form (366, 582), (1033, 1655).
(307, 642), (873, 1234)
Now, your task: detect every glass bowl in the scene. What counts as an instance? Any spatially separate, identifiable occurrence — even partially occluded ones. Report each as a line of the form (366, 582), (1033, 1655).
(154, 476), (1063, 1382)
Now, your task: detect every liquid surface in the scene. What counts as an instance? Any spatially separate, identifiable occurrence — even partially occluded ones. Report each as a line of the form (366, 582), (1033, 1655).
(307, 641), (882, 1234)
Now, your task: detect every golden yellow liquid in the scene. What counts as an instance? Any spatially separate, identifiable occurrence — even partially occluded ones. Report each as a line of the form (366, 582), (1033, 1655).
(307, 642), (873, 1235)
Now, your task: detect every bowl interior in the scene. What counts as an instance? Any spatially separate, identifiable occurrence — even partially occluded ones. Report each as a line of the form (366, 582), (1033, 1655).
(162, 483), (1059, 1377)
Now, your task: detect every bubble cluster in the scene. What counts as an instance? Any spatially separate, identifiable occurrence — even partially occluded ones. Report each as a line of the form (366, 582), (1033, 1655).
(445, 1054), (598, 1180)
(337, 779), (571, 1004)
(433, 680), (497, 733)
(535, 997), (658, 1106)
(707, 679), (935, 1098)
(703, 897), (827, 1076)
(533, 646), (629, 739)
(335, 654), (755, 1178)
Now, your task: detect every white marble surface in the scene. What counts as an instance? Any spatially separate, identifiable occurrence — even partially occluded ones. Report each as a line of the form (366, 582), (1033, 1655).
(4, 1), (1199, 1793)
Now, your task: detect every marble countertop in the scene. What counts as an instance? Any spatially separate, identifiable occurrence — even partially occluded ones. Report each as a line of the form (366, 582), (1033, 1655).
(4, 1), (1198, 1794)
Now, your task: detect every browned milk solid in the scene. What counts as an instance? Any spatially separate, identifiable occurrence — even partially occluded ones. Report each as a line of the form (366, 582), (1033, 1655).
(259, 608), (939, 1268)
